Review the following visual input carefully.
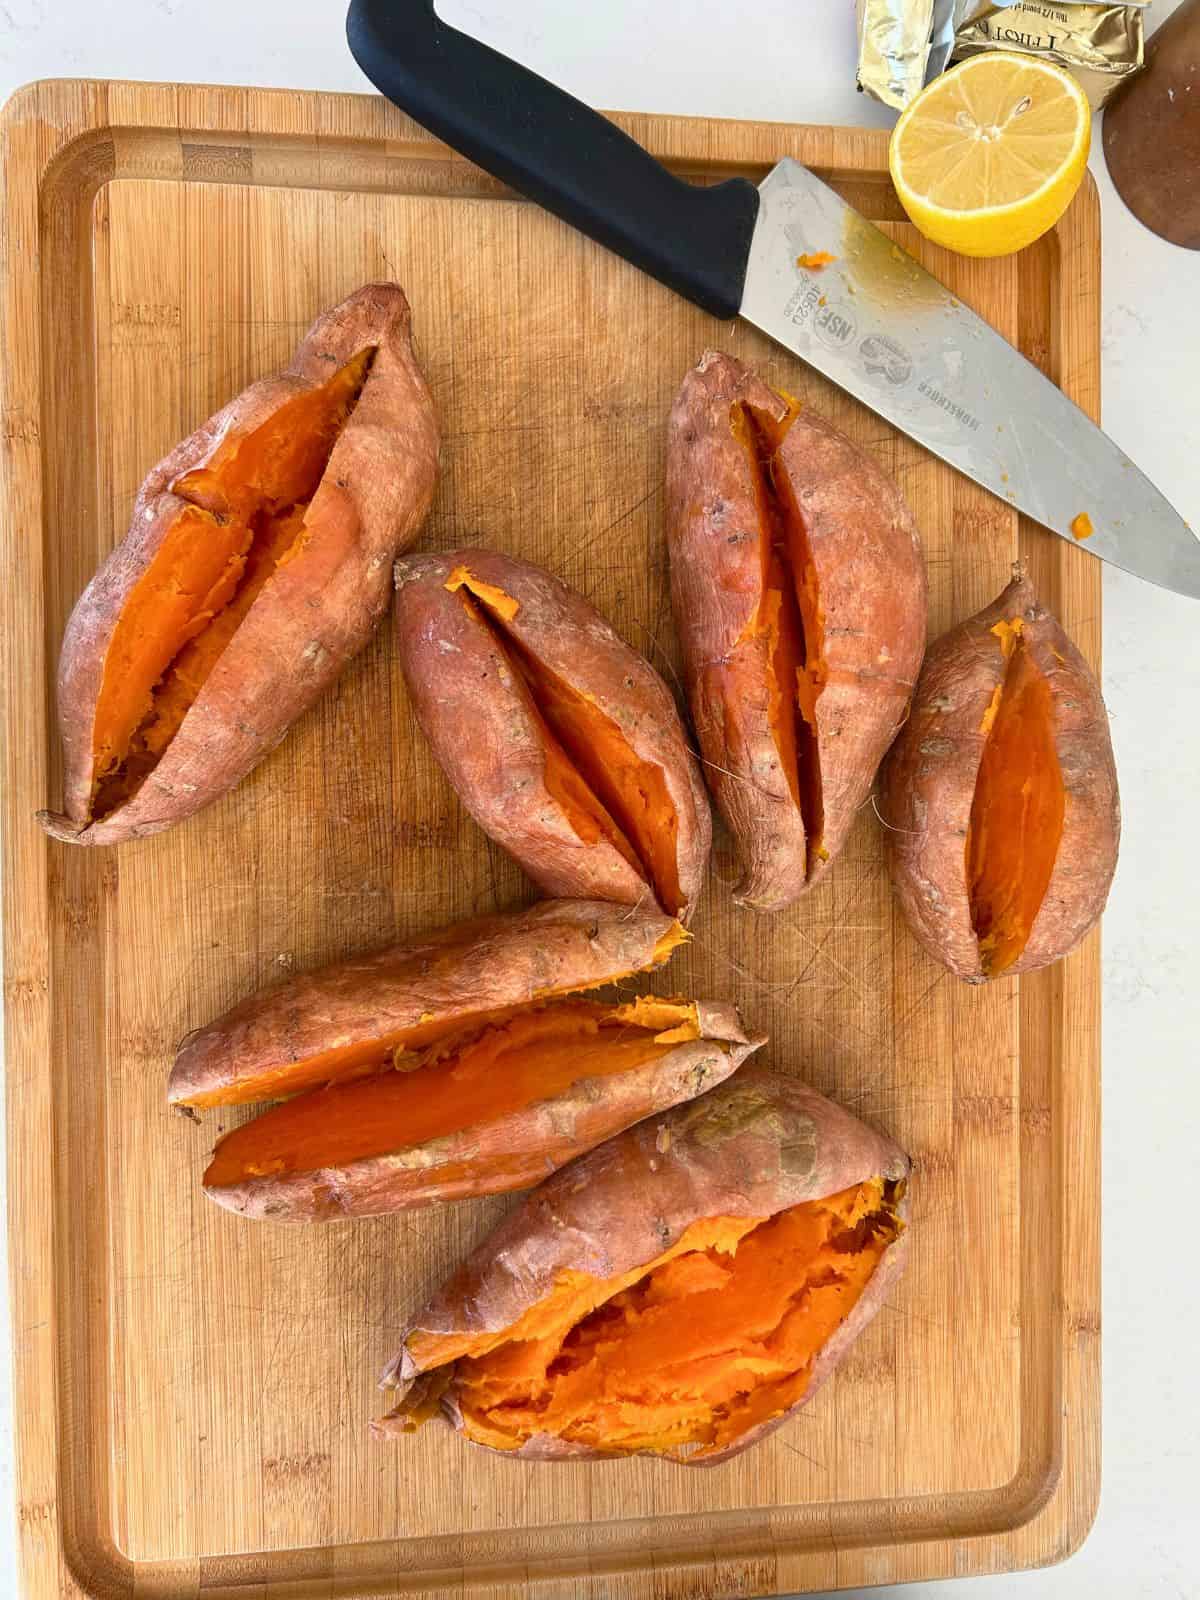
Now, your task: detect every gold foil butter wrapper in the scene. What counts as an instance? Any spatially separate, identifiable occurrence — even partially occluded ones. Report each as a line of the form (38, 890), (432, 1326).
(856, 0), (1148, 110)
(953, 2), (1146, 104)
(856, 0), (937, 110)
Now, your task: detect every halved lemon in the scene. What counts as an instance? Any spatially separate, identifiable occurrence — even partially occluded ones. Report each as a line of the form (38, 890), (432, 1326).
(889, 53), (1091, 257)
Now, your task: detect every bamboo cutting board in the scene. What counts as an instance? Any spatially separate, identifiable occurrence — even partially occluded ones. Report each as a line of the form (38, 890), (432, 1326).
(0, 80), (1102, 1599)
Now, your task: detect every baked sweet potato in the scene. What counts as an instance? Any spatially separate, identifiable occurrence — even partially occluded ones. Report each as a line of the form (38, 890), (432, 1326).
(666, 351), (927, 910)
(202, 995), (760, 1222)
(880, 573), (1120, 981)
(170, 899), (686, 1109)
(392, 550), (711, 921)
(40, 283), (439, 845)
(172, 900), (762, 1222)
(376, 1067), (910, 1463)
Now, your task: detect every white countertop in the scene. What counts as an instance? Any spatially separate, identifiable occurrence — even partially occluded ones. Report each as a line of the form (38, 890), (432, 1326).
(2, 3), (1198, 1596)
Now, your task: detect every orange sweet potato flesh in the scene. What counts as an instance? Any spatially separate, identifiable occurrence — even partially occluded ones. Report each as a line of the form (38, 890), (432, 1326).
(203, 998), (690, 1190)
(966, 628), (1066, 976)
(189, 1000), (534, 1110)
(733, 402), (827, 874)
(172, 912), (690, 1111)
(456, 579), (684, 914)
(89, 349), (373, 818)
(539, 734), (646, 879)
(452, 588), (646, 881)
(450, 1178), (900, 1457)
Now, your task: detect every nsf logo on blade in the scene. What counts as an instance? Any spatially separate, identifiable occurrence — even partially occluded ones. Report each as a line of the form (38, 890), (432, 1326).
(813, 301), (857, 352)
(859, 332), (914, 387)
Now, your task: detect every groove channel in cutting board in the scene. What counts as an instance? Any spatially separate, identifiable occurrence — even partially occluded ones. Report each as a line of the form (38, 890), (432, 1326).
(0, 79), (1100, 1599)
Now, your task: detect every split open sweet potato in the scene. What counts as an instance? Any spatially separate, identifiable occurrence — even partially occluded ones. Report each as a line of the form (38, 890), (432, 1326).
(203, 994), (759, 1222)
(171, 899), (686, 1109)
(40, 283), (439, 845)
(377, 1067), (909, 1463)
(666, 351), (927, 910)
(171, 900), (762, 1221)
(392, 550), (712, 921)
(880, 574), (1120, 981)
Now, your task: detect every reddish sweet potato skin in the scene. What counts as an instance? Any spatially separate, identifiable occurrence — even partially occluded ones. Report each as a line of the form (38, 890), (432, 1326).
(667, 359), (807, 907)
(666, 350), (926, 910)
(203, 1001), (763, 1222)
(169, 899), (683, 1109)
(376, 1066), (911, 1464)
(392, 549), (712, 920)
(41, 283), (439, 846)
(879, 574), (1120, 981)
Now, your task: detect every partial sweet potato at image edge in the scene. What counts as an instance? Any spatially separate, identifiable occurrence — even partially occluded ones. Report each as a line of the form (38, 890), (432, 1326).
(392, 548), (712, 921)
(376, 1066), (910, 1464)
(666, 349), (927, 912)
(39, 281), (440, 845)
(879, 572), (1120, 981)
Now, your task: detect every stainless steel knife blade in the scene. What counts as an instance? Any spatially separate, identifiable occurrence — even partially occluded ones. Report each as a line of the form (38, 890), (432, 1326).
(350, 2), (1196, 595)
(740, 159), (1200, 599)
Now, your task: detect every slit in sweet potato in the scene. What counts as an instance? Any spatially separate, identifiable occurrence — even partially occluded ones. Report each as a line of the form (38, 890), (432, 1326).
(187, 1002), (531, 1111)
(732, 400), (827, 875)
(966, 621), (1066, 976)
(203, 996), (700, 1190)
(412, 1177), (902, 1458)
(446, 570), (685, 915)
(178, 920), (689, 1110)
(89, 347), (375, 820)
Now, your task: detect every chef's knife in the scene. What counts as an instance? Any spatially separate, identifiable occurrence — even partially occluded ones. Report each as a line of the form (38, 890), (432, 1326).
(346, 0), (1200, 599)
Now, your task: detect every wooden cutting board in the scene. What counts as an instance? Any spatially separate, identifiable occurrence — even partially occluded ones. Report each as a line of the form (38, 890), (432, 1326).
(0, 80), (1102, 1599)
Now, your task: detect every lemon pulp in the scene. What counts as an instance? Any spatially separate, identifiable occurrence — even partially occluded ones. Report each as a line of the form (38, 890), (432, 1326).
(889, 53), (1091, 258)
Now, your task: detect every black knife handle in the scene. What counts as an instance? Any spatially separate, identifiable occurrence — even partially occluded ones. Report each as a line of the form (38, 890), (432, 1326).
(346, 0), (760, 319)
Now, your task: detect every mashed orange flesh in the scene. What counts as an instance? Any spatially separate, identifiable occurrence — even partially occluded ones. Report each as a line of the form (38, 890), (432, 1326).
(89, 348), (374, 819)
(203, 995), (700, 1188)
(423, 1178), (900, 1457)
(731, 401), (827, 872)
(448, 571), (685, 914)
(180, 923), (689, 1111)
(966, 622), (1066, 975)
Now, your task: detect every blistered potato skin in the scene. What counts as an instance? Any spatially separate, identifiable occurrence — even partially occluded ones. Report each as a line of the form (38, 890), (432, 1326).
(880, 574), (1120, 981)
(40, 283), (439, 846)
